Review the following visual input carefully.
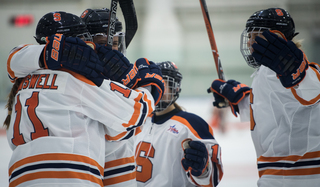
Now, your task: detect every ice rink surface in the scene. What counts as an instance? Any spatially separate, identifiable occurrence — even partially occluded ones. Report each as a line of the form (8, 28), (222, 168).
(0, 96), (259, 186)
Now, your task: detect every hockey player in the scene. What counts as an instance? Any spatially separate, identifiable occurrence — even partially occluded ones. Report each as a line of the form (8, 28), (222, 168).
(8, 11), (135, 89)
(80, 8), (136, 187)
(134, 61), (223, 187)
(4, 11), (164, 187)
(209, 8), (320, 186)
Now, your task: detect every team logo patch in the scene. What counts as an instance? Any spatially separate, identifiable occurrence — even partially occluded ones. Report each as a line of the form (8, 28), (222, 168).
(167, 124), (183, 136)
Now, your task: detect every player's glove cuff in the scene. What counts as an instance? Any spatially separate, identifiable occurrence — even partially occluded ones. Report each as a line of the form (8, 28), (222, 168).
(278, 52), (309, 88)
(42, 34), (65, 70)
(135, 58), (165, 105)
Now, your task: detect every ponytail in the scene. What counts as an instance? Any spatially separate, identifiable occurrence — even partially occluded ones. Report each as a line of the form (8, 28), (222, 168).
(3, 78), (23, 129)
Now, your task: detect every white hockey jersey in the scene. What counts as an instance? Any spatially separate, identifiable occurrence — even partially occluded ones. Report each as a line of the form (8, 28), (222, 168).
(239, 63), (320, 186)
(6, 45), (155, 187)
(134, 108), (223, 187)
(103, 137), (137, 187)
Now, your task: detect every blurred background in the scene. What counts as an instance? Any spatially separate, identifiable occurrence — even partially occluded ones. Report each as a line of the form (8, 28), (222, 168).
(0, 0), (319, 186)
(1, 0), (320, 99)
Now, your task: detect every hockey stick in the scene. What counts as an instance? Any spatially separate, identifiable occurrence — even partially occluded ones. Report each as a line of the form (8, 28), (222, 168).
(199, 0), (225, 81)
(119, 0), (138, 48)
(106, 0), (119, 48)
(199, 0), (227, 107)
(200, 0), (225, 80)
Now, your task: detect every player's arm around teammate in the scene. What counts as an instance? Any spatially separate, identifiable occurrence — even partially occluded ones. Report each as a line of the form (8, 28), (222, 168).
(4, 11), (164, 187)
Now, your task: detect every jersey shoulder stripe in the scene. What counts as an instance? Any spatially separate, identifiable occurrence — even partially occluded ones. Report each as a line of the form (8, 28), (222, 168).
(174, 111), (214, 139)
(61, 68), (96, 86)
(291, 65), (320, 105)
(7, 44), (30, 82)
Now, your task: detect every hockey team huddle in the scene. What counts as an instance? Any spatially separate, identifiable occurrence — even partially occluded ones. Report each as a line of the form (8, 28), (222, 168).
(4, 6), (320, 187)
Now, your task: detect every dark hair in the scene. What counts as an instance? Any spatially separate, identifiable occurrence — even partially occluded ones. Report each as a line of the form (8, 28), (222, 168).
(3, 78), (24, 129)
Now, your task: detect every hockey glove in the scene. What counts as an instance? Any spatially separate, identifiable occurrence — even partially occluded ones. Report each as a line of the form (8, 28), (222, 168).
(181, 139), (209, 177)
(135, 58), (165, 105)
(252, 30), (309, 88)
(42, 34), (104, 86)
(210, 79), (251, 117)
(96, 45), (139, 89)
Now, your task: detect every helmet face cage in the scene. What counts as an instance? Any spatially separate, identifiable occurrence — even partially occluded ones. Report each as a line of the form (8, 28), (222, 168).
(81, 8), (126, 54)
(90, 31), (126, 54)
(155, 61), (182, 112)
(75, 32), (92, 42)
(115, 32), (126, 55)
(240, 27), (269, 68)
(155, 75), (181, 112)
(58, 25), (92, 42)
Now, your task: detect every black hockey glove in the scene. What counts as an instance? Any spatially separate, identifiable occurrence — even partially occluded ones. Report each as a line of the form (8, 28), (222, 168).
(181, 139), (209, 177)
(95, 45), (139, 89)
(252, 30), (309, 88)
(42, 34), (104, 86)
(134, 58), (165, 105)
(210, 79), (251, 117)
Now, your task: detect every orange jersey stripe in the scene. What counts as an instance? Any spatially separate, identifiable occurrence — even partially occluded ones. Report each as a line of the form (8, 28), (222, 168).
(104, 156), (135, 169)
(121, 93), (143, 128)
(135, 127), (142, 136)
(9, 170), (103, 187)
(171, 116), (201, 139)
(135, 88), (154, 117)
(258, 150), (320, 163)
(189, 167), (214, 187)
(259, 167), (320, 177)
(9, 153), (104, 176)
(105, 131), (128, 141)
(61, 68), (96, 86)
(217, 164), (223, 182)
(249, 90), (256, 131)
(7, 44), (30, 82)
(103, 172), (136, 186)
(291, 64), (320, 105)
(189, 173), (214, 187)
(143, 91), (154, 117)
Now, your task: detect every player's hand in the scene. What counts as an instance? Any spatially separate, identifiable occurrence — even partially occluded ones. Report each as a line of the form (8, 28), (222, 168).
(210, 79), (250, 116)
(207, 88), (228, 108)
(252, 30), (309, 88)
(134, 58), (165, 105)
(43, 34), (104, 86)
(181, 139), (209, 177)
(95, 45), (139, 88)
